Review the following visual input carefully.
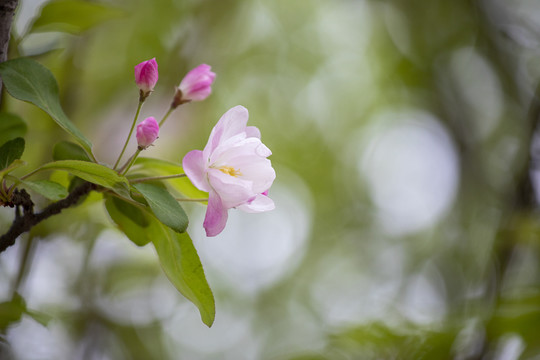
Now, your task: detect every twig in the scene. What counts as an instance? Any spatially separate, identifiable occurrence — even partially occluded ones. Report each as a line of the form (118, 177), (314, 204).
(0, 182), (96, 253)
(0, 0), (18, 102)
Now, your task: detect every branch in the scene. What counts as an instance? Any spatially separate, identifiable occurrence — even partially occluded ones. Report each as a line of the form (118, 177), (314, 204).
(0, 182), (96, 253)
(0, 0), (18, 100)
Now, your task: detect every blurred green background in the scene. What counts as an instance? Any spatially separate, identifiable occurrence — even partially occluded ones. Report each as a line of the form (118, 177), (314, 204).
(2, 0), (540, 358)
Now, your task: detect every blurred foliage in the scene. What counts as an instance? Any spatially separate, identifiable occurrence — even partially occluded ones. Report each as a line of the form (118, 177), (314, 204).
(2, 0), (540, 359)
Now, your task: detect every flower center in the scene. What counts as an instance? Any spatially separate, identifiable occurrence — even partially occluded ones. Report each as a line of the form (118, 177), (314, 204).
(218, 166), (242, 177)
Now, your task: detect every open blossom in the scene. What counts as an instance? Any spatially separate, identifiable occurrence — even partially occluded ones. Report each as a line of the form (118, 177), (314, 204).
(134, 58), (158, 98)
(183, 106), (275, 237)
(173, 64), (216, 107)
(136, 117), (159, 149)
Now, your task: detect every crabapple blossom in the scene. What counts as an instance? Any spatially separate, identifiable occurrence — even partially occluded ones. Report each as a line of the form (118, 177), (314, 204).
(136, 117), (159, 149)
(183, 105), (275, 236)
(134, 58), (158, 100)
(172, 64), (216, 108)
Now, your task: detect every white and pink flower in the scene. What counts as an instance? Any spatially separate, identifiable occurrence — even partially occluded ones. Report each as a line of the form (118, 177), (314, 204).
(183, 106), (275, 237)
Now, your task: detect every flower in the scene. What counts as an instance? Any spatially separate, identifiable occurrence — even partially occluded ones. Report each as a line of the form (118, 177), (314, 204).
(136, 117), (159, 149)
(134, 58), (158, 100)
(173, 64), (216, 107)
(183, 105), (275, 236)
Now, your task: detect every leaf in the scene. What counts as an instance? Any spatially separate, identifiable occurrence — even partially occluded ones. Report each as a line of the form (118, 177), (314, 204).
(105, 196), (151, 247)
(0, 58), (93, 156)
(152, 227), (215, 327)
(25, 309), (53, 327)
(53, 141), (91, 161)
(0, 160), (26, 178)
(29, 0), (124, 34)
(105, 196), (215, 326)
(133, 183), (188, 233)
(0, 113), (27, 146)
(21, 179), (68, 200)
(0, 137), (24, 171)
(133, 157), (208, 199)
(40, 160), (129, 197)
(0, 293), (26, 331)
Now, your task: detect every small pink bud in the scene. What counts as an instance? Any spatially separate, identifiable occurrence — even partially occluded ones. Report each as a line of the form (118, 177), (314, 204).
(136, 117), (159, 149)
(134, 58), (158, 100)
(172, 64), (216, 108)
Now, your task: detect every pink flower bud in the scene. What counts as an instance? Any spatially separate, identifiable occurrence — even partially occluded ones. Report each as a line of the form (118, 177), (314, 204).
(136, 117), (159, 149)
(173, 64), (216, 107)
(134, 58), (158, 99)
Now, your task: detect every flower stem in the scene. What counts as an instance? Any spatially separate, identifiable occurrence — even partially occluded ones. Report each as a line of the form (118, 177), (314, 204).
(20, 168), (40, 181)
(130, 173), (186, 184)
(176, 198), (208, 202)
(114, 100), (144, 170)
(159, 107), (174, 127)
(121, 149), (142, 176)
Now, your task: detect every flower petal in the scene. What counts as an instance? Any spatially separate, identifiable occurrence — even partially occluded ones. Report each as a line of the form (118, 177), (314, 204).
(203, 190), (228, 237)
(237, 194), (275, 213)
(245, 126), (261, 139)
(134, 58), (159, 93)
(203, 106), (249, 160)
(136, 116), (160, 148)
(209, 138), (275, 194)
(179, 64), (213, 89)
(207, 168), (254, 208)
(182, 150), (210, 192)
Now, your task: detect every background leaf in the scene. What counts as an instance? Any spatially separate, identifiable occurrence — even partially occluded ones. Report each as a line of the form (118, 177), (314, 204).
(152, 228), (215, 327)
(0, 113), (27, 146)
(0, 137), (25, 171)
(40, 160), (130, 197)
(20, 179), (68, 201)
(105, 196), (152, 247)
(133, 183), (189, 233)
(53, 141), (92, 162)
(0, 293), (26, 331)
(0, 58), (93, 156)
(29, 0), (124, 35)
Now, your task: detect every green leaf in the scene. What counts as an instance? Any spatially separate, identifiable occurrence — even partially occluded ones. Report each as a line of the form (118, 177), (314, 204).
(133, 183), (188, 233)
(21, 179), (68, 201)
(25, 309), (53, 327)
(152, 227), (215, 327)
(0, 159), (26, 178)
(40, 160), (129, 197)
(133, 157), (208, 199)
(105, 196), (151, 247)
(0, 293), (26, 331)
(0, 113), (27, 146)
(0, 137), (24, 171)
(105, 194), (214, 326)
(53, 141), (91, 161)
(0, 58), (93, 156)
(29, 0), (124, 34)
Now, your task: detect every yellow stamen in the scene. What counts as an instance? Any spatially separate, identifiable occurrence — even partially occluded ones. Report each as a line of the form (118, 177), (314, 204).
(218, 166), (242, 177)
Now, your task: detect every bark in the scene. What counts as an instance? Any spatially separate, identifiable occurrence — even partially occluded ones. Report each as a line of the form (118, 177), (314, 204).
(0, 182), (96, 253)
(0, 0), (18, 102)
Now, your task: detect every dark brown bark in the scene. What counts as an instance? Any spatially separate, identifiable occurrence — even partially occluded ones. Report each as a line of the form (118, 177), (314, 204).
(0, 182), (96, 253)
(0, 0), (18, 101)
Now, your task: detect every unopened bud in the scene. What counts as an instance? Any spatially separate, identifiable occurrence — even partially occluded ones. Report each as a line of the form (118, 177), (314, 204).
(136, 117), (159, 149)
